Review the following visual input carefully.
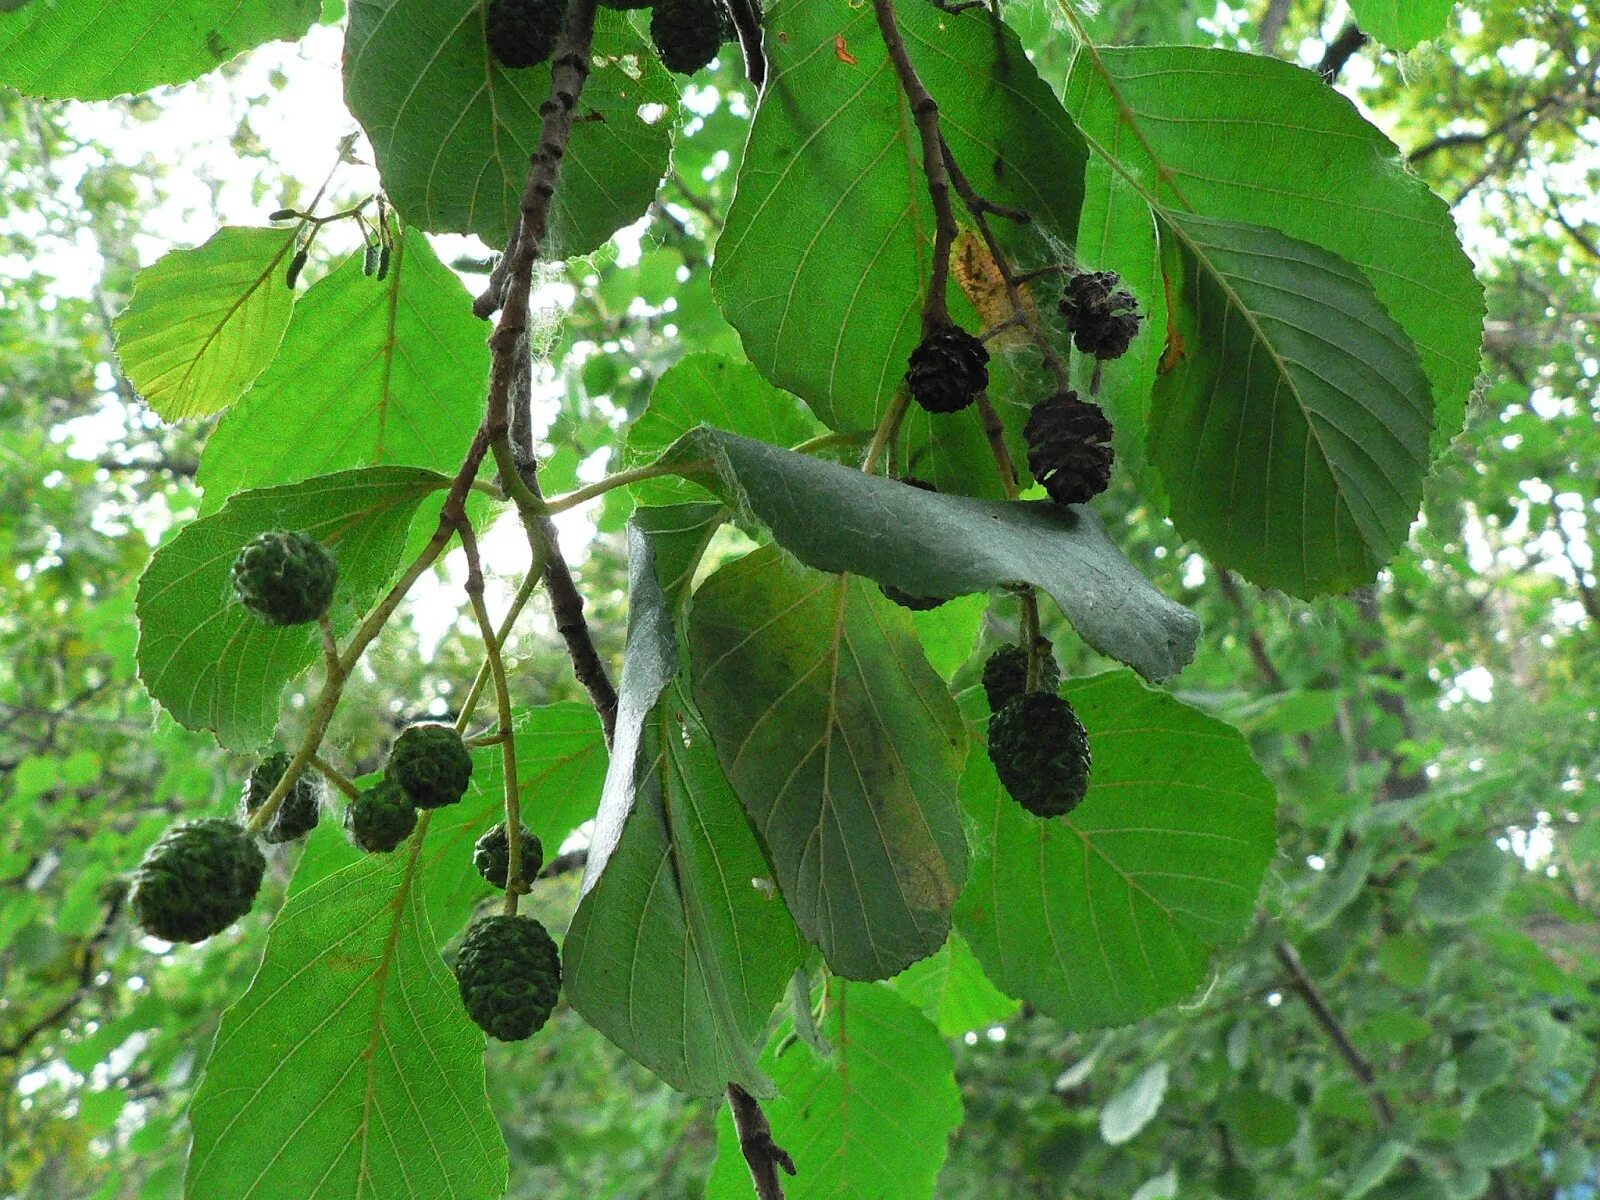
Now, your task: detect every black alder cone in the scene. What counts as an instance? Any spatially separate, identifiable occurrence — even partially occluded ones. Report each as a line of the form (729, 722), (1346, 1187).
(474, 822), (544, 890)
(456, 914), (563, 1041)
(386, 723), (474, 810)
(1058, 269), (1143, 361)
(981, 640), (1061, 712)
(650, 0), (727, 75)
(987, 691), (1093, 818)
(131, 818), (266, 943)
(877, 477), (950, 612)
(242, 751), (322, 844)
(231, 529), (337, 627)
(906, 323), (989, 413)
(346, 780), (418, 853)
(485, 0), (565, 68)
(1025, 389), (1115, 507)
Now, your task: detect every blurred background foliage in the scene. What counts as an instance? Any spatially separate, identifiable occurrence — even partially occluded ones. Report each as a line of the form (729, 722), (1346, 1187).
(1, 1), (1597, 1197)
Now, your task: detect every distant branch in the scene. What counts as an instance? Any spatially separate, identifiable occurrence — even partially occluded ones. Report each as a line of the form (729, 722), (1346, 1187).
(1275, 939), (1396, 1127)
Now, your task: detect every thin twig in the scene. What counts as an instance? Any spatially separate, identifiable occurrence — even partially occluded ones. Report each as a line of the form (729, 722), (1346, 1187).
(727, 1083), (797, 1200)
(1275, 940), (1396, 1127)
(309, 752), (361, 801)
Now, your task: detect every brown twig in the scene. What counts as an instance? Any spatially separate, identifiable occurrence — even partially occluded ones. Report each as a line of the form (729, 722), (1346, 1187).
(1275, 940), (1396, 1126)
(726, 1083), (797, 1200)
(1, 889), (123, 1060)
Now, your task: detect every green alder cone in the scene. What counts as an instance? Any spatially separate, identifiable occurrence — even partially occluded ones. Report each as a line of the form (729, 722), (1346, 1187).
(455, 914), (562, 1041)
(229, 528), (337, 626)
(241, 751), (322, 844)
(987, 691), (1092, 817)
(130, 819), (265, 944)
(345, 779), (417, 853)
(386, 722), (473, 809)
(981, 640), (1061, 712)
(473, 822), (544, 890)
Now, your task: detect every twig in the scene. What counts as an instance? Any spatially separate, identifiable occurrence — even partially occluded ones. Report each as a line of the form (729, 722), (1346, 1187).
(1275, 940), (1396, 1126)
(1317, 22), (1368, 84)
(0, 891), (123, 1060)
(726, 1083), (797, 1200)
(309, 752), (361, 801)
(456, 517), (526, 914)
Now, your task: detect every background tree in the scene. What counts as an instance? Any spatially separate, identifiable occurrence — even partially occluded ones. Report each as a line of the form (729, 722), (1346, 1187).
(0, 2), (1595, 1199)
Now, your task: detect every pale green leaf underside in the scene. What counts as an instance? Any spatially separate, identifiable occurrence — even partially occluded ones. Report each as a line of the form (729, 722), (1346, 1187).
(1063, 44), (1482, 452)
(185, 852), (506, 1200)
(136, 466), (448, 749)
(704, 982), (962, 1200)
(690, 547), (968, 981)
(663, 427), (1200, 682)
(713, 0), (1085, 494)
(956, 670), (1276, 1030)
(198, 227), (488, 513)
(1151, 213), (1433, 597)
(1349, 0), (1455, 50)
(0, 0), (318, 99)
(567, 512), (802, 1097)
(114, 227), (299, 422)
(344, 1), (675, 254)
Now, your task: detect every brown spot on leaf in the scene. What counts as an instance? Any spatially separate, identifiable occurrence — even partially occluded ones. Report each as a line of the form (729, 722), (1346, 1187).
(953, 230), (1035, 346)
(835, 34), (858, 65)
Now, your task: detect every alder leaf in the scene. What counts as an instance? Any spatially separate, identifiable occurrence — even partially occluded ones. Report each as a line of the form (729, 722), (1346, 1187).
(566, 507), (803, 1097)
(1349, 0), (1455, 50)
(1149, 214), (1433, 598)
(344, 1), (676, 254)
(185, 849), (506, 1200)
(113, 228), (300, 422)
(198, 228), (488, 512)
(956, 670), (1275, 1029)
(704, 982), (963, 1200)
(662, 427), (1200, 682)
(689, 547), (968, 980)
(136, 467), (449, 750)
(0, 0), (319, 99)
(891, 930), (1020, 1037)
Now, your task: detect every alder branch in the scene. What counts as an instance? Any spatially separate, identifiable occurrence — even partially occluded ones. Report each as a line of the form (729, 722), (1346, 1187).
(1317, 22), (1368, 85)
(1, 889), (123, 1060)
(726, 1083), (796, 1200)
(1275, 939), (1396, 1127)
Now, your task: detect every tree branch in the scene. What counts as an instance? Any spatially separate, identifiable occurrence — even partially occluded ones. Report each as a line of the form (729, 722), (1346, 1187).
(1275, 939), (1396, 1127)
(1317, 22), (1368, 85)
(726, 1083), (796, 1200)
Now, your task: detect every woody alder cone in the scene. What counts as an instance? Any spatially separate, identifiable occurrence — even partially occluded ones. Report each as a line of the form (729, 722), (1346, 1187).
(231, 529), (337, 626)
(906, 323), (989, 413)
(485, 0), (564, 68)
(1025, 390), (1114, 506)
(456, 914), (562, 1041)
(650, 0), (727, 75)
(131, 819), (265, 943)
(242, 751), (322, 844)
(474, 822), (544, 890)
(987, 691), (1092, 818)
(346, 780), (417, 853)
(386, 723), (474, 809)
(982, 640), (1061, 712)
(1058, 269), (1142, 360)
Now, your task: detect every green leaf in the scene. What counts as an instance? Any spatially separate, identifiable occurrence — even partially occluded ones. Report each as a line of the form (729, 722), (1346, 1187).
(704, 982), (962, 1200)
(1349, 0), (1454, 50)
(662, 427), (1200, 682)
(1100, 1061), (1169, 1145)
(0, 0), (318, 99)
(566, 511), (803, 1097)
(344, 3), (676, 255)
(198, 228), (488, 512)
(1150, 213), (1433, 597)
(1346, 1138), (1407, 1198)
(1063, 45), (1482, 456)
(712, 0), (1086, 492)
(1458, 1089), (1544, 1167)
(956, 670), (1276, 1029)
(689, 546), (969, 980)
(1455, 1036), (1514, 1092)
(113, 228), (300, 422)
(892, 930), (1020, 1037)
(624, 354), (819, 507)
(136, 467), (449, 750)
(1302, 846), (1375, 931)
(185, 851), (507, 1200)
(1221, 1087), (1299, 1149)
(1414, 842), (1513, 924)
